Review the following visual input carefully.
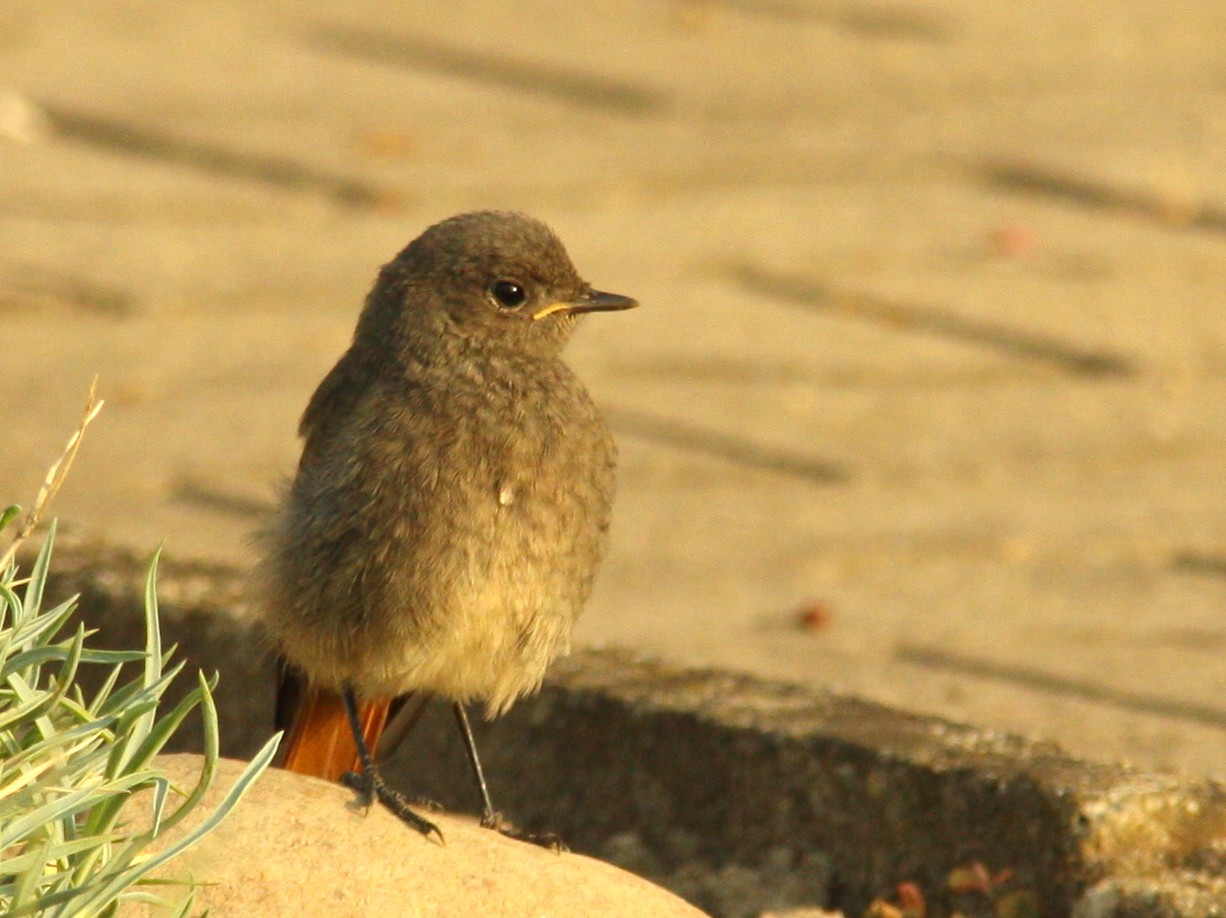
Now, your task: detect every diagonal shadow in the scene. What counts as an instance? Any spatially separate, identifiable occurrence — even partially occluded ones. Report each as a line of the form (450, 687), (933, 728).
(974, 159), (1226, 235)
(308, 24), (663, 115)
(897, 642), (1226, 730)
(43, 104), (387, 207)
(605, 407), (850, 485)
(173, 479), (274, 520)
(1172, 551), (1226, 578)
(0, 260), (137, 317)
(697, 0), (953, 40)
(729, 263), (1137, 378)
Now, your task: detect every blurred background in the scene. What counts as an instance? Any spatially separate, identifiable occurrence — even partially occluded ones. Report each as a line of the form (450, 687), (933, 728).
(2, 1), (1225, 779)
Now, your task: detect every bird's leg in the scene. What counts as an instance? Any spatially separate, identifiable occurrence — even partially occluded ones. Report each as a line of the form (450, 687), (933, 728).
(451, 703), (497, 822)
(452, 702), (565, 850)
(340, 686), (443, 843)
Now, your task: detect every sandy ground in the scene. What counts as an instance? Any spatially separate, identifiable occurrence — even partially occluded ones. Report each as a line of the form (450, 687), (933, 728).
(3, 1), (1226, 780)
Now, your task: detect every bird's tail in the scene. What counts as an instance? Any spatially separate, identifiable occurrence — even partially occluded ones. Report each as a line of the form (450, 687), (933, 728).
(277, 665), (390, 781)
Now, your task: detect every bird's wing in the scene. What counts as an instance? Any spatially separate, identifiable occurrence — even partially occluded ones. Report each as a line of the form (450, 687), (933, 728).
(299, 350), (365, 441)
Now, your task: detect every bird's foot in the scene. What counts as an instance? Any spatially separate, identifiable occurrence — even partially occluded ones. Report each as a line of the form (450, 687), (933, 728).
(410, 795), (444, 812)
(480, 810), (566, 852)
(341, 768), (444, 844)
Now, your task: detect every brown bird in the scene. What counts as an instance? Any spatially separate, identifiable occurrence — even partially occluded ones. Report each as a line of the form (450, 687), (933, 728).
(255, 211), (636, 840)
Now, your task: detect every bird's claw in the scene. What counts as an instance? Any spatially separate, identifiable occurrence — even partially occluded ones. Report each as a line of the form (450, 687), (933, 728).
(341, 769), (444, 844)
(480, 810), (566, 851)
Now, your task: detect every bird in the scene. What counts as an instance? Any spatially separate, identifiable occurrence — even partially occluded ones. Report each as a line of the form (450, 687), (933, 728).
(254, 210), (637, 841)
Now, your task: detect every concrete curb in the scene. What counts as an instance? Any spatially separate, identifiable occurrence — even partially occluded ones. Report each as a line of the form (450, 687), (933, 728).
(38, 538), (1226, 917)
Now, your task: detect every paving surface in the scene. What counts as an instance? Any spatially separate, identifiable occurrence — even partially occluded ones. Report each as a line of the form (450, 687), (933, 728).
(2, 1), (1226, 780)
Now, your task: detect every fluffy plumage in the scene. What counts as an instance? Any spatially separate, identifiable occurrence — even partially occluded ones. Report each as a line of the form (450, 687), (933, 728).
(256, 211), (628, 718)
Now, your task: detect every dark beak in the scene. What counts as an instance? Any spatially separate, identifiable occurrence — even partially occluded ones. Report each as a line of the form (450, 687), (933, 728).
(532, 289), (639, 321)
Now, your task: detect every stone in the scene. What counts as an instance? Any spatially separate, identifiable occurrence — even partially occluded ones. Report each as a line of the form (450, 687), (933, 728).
(131, 754), (711, 918)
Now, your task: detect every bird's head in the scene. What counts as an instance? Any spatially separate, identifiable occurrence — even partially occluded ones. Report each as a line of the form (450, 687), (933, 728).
(360, 211), (636, 360)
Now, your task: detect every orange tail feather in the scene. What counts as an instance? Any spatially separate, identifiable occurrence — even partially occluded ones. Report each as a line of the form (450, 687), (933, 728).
(281, 688), (390, 782)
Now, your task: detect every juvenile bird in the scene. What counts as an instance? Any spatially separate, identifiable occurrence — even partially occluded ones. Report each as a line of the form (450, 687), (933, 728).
(255, 211), (636, 840)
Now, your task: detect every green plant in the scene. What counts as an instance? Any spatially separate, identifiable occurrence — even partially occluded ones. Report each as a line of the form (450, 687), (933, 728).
(0, 383), (281, 916)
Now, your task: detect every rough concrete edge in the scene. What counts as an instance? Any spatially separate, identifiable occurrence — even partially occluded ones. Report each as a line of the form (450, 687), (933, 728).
(530, 652), (1226, 917)
(30, 536), (1226, 918)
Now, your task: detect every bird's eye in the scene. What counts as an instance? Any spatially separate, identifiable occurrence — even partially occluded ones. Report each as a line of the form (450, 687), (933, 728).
(490, 280), (528, 309)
